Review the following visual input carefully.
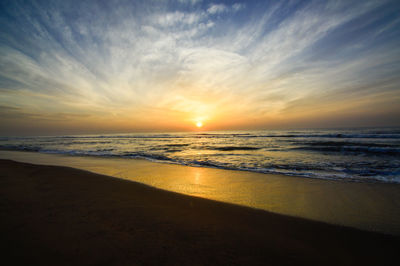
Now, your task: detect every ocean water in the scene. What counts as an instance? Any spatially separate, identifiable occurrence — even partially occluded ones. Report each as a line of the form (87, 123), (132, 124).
(1, 128), (399, 183)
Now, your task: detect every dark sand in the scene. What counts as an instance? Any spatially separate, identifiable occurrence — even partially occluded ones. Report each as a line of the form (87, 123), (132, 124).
(2, 150), (400, 235)
(1, 159), (399, 265)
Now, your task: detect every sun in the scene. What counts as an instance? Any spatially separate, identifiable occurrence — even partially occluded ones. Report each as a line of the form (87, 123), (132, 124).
(196, 121), (203, 128)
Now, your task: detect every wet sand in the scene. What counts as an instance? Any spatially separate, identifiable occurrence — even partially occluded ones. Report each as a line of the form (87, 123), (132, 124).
(0, 159), (399, 265)
(1, 150), (400, 235)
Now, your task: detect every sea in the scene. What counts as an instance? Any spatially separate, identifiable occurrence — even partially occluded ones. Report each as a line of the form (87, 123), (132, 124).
(1, 127), (399, 183)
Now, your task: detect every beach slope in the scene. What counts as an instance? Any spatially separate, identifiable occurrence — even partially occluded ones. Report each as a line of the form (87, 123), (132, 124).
(0, 159), (398, 265)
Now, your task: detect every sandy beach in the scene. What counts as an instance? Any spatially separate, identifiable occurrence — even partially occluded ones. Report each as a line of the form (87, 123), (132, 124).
(1, 150), (400, 235)
(2, 0), (400, 265)
(1, 159), (399, 265)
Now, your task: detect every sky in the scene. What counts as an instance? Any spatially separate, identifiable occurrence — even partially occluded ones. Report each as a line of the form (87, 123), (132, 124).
(0, 0), (399, 135)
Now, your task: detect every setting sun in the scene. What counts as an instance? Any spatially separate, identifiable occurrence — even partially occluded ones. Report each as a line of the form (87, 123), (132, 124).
(196, 121), (203, 128)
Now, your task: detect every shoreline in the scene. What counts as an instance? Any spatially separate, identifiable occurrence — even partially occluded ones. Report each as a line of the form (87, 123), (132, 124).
(1, 159), (399, 265)
(1, 150), (400, 235)
(1, 147), (398, 185)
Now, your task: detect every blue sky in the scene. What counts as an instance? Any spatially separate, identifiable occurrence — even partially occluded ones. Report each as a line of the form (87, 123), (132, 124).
(0, 0), (399, 134)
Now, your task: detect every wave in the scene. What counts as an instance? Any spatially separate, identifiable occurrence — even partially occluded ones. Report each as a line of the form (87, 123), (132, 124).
(0, 144), (41, 152)
(257, 134), (400, 139)
(294, 145), (400, 155)
(2, 128), (400, 184)
(1, 145), (399, 183)
(190, 131), (400, 139)
(210, 146), (261, 151)
(118, 154), (400, 183)
(164, 144), (190, 147)
(50, 134), (185, 139)
(2, 132), (400, 141)
(303, 141), (396, 147)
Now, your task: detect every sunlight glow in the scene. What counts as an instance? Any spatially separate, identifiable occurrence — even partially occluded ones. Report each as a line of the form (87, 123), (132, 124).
(0, 1), (399, 135)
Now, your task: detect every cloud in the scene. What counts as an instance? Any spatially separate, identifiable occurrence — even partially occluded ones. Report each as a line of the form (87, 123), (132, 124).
(207, 3), (245, 15)
(0, 0), (399, 134)
(232, 3), (245, 12)
(177, 0), (202, 5)
(207, 4), (228, 14)
(151, 11), (204, 27)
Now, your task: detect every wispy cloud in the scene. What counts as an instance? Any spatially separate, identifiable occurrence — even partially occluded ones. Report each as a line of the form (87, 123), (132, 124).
(207, 2), (245, 15)
(178, 0), (202, 5)
(232, 3), (245, 12)
(207, 4), (228, 14)
(0, 0), (399, 134)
